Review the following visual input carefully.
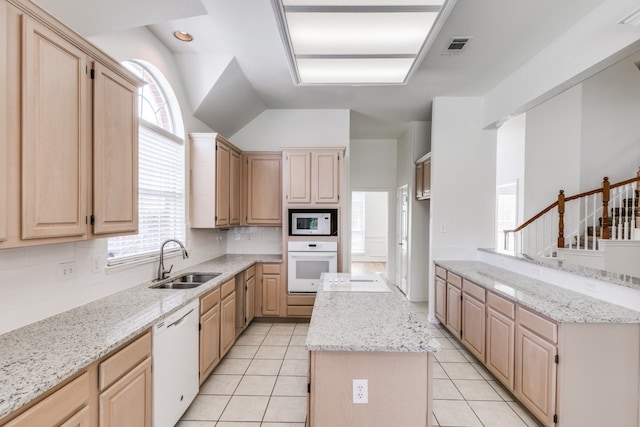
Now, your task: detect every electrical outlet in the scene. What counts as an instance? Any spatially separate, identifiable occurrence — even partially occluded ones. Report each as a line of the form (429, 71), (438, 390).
(91, 255), (100, 274)
(59, 261), (75, 281)
(353, 379), (368, 404)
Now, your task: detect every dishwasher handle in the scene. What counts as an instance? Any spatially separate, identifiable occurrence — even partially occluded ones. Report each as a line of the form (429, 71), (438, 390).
(168, 308), (195, 328)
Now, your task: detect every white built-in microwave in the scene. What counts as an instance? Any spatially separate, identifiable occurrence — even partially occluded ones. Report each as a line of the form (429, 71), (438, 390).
(289, 209), (337, 236)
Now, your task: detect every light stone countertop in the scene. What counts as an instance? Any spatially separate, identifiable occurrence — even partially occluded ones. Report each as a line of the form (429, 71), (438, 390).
(306, 273), (441, 353)
(0, 254), (281, 420)
(436, 260), (640, 323)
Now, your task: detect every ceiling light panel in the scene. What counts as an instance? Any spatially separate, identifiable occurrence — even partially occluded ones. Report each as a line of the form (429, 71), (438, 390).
(283, 0), (444, 6)
(286, 12), (438, 55)
(297, 58), (414, 84)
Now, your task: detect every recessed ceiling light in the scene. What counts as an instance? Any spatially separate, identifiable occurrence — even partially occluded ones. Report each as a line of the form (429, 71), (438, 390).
(173, 31), (194, 42)
(272, 0), (457, 85)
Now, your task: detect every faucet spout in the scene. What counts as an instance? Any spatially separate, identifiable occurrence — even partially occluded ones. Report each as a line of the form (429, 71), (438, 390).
(156, 239), (189, 281)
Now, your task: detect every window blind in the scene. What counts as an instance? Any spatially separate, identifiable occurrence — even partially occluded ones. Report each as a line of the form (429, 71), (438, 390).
(107, 121), (186, 265)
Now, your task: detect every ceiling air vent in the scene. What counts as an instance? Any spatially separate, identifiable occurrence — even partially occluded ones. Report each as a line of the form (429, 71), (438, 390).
(444, 37), (472, 55)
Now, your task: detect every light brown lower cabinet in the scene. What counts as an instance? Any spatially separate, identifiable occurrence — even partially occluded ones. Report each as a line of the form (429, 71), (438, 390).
(220, 278), (237, 357)
(255, 263), (282, 317)
(435, 264), (640, 427)
(199, 287), (221, 384)
(445, 282), (461, 337)
(434, 276), (446, 324)
(99, 357), (152, 427)
(309, 351), (433, 427)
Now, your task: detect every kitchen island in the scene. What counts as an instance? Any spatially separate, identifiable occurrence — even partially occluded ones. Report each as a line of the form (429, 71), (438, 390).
(306, 273), (440, 427)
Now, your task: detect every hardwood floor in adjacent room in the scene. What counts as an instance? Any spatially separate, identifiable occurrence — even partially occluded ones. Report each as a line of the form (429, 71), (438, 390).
(351, 261), (387, 275)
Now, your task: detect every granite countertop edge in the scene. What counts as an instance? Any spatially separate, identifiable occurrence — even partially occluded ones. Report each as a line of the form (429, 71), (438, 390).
(0, 253), (282, 420)
(435, 260), (640, 324)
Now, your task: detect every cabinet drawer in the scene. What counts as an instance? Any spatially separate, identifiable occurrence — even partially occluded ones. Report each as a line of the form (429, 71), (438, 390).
(221, 278), (235, 299)
(99, 332), (151, 391)
(435, 265), (446, 280)
(287, 305), (313, 317)
(447, 272), (462, 289)
(462, 279), (485, 302)
(201, 287), (221, 314)
(4, 372), (89, 427)
(487, 292), (515, 319)
(517, 306), (557, 344)
(262, 263), (280, 275)
(287, 294), (315, 306)
(246, 264), (256, 279)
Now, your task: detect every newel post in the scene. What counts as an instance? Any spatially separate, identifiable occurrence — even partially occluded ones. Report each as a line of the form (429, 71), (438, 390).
(602, 177), (610, 239)
(557, 190), (565, 249)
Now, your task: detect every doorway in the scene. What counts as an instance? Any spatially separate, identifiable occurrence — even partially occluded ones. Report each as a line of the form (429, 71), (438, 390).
(395, 186), (408, 294)
(351, 191), (389, 277)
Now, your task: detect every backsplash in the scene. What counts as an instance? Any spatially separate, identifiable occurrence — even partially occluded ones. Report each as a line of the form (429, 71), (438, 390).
(226, 226), (282, 254)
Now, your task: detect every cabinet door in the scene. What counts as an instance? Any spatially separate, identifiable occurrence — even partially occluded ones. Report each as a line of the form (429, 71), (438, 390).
(99, 357), (152, 427)
(486, 307), (515, 390)
(461, 293), (486, 362)
(246, 275), (256, 325)
(415, 163), (424, 199)
(445, 284), (462, 338)
(313, 151), (339, 204)
(285, 151), (311, 204)
(22, 16), (88, 240)
(434, 276), (446, 324)
(220, 292), (236, 357)
(515, 325), (557, 426)
(92, 62), (138, 235)
(199, 304), (220, 384)
(245, 154), (282, 224)
(60, 406), (90, 427)
(0, 2), (7, 244)
(215, 140), (230, 226)
(262, 274), (281, 316)
(229, 149), (241, 226)
(422, 158), (431, 197)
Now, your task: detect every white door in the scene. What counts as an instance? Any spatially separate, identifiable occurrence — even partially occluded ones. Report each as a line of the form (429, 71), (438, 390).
(396, 186), (409, 294)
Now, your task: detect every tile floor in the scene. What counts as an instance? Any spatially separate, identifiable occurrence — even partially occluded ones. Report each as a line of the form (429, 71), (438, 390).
(177, 302), (542, 427)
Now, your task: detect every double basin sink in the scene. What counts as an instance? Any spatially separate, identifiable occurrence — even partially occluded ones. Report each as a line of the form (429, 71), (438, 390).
(150, 273), (221, 289)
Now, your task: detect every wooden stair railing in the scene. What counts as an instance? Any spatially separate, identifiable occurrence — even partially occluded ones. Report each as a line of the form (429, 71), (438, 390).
(504, 168), (640, 254)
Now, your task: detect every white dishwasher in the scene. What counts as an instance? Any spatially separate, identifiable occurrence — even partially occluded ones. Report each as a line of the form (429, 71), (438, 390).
(153, 300), (199, 427)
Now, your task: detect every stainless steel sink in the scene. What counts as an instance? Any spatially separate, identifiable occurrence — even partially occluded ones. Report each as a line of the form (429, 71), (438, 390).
(150, 273), (221, 289)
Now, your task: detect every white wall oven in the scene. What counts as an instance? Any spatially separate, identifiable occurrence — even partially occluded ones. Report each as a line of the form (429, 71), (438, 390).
(288, 241), (338, 293)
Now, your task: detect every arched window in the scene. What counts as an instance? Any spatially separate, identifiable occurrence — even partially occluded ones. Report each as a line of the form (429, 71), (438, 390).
(107, 60), (186, 265)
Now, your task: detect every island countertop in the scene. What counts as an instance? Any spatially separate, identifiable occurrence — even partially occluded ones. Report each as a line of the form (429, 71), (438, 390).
(0, 254), (281, 421)
(306, 273), (441, 353)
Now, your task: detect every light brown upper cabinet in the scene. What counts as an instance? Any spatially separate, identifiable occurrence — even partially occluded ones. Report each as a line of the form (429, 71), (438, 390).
(415, 153), (431, 200)
(283, 148), (344, 206)
(190, 133), (242, 228)
(243, 152), (282, 225)
(1, 0), (141, 249)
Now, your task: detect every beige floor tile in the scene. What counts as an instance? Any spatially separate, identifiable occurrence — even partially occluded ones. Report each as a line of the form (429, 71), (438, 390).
(435, 338), (457, 349)
(263, 396), (307, 423)
(226, 345), (260, 359)
(293, 324), (309, 335)
(432, 378), (463, 400)
(453, 379), (503, 401)
(434, 349), (468, 363)
(246, 359), (284, 376)
(429, 328), (446, 338)
(471, 362), (494, 380)
(440, 362), (485, 380)
(181, 395), (230, 421)
(507, 401), (544, 427)
(284, 346), (309, 360)
(432, 362), (448, 379)
(244, 324), (272, 335)
(469, 400), (529, 427)
(214, 358), (251, 375)
(262, 334), (292, 346)
(269, 324), (296, 335)
(432, 400), (482, 427)
(255, 345), (288, 360)
(216, 423), (260, 427)
(219, 396), (270, 422)
(236, 334), (266, 346)
(279, 359), (308, 376)
(488, 380), (515, 401)
(273, 376), (307, 396)
(175, 422), (216, 427)
(288, 335), (307, 346)
(200, 374), (242, 395)
(261, 423), (306, 427)
(235, 375), (277, 396)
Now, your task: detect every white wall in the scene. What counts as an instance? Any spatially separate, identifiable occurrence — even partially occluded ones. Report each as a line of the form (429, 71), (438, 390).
(429, 97), (497, 319)
(496, 113), (526, 225)
(523, 85), (582, 218)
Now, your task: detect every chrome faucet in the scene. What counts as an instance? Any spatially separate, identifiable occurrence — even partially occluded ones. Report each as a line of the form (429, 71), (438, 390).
(156, 239), (189, 281)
